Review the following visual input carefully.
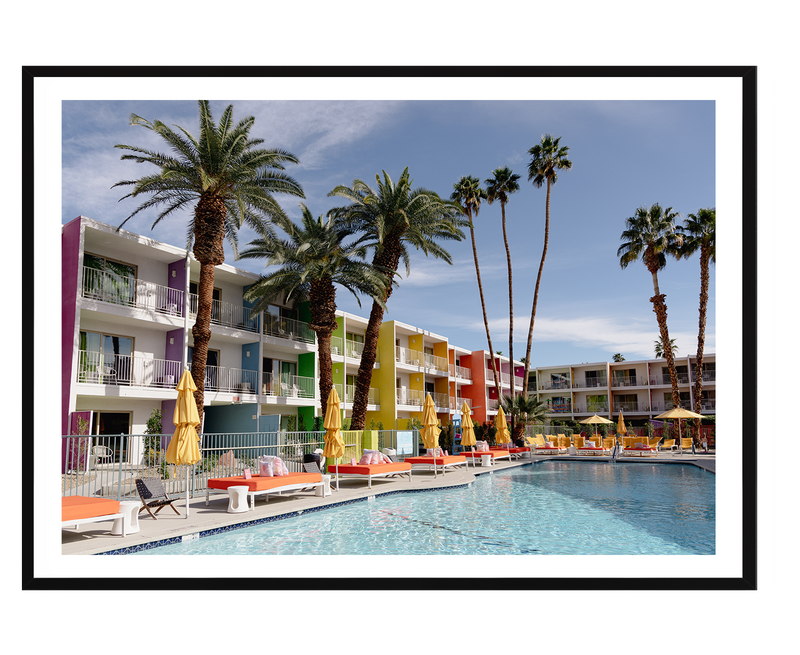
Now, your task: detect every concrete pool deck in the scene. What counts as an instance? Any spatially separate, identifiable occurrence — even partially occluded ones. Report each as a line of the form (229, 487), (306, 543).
(61, 452), (716, 555)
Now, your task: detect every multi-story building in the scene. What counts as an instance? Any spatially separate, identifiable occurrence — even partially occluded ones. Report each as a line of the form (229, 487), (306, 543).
(531, 356), (716, 422)
(62, 217), (714, 462)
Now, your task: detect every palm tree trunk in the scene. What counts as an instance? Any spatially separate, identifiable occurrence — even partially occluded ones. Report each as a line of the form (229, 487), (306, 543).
(501, 199), (514, 433)
(467, 210), (502, 403)
(309, 279), (338, 411)
(190, 192), (227, 421)
(522, 179), (551, 399)
(350, 238), (402, 431)
(692, 244), (710, 442)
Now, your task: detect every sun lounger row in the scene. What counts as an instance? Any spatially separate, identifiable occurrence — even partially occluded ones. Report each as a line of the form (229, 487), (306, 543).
(206, 471), (324, 510)
(61, 496), (127, 537)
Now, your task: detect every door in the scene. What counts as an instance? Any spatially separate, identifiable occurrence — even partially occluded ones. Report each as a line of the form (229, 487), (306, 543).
(91, 411), (131, 462)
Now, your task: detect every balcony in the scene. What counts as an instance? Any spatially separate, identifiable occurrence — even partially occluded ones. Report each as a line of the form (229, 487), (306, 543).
(573, 404), (609, 414)
(432, 391), (450, 410)
(539, 379), (571, 390)
(546, 401), (572, 414)
(396, 346), (423, 367)
(450, 364), (473, 381)
(260, 313), (315, 344)
(81, 267), (184, 318)
(572, 377), (608, 389)
(694, 371), (716, 383)
(613, 401), (645, 412)
(650, 374), (691, 386)
(611, 375), (648, 388)
(485, 368), (511, 386)
(451, 396), (472, 410)
(189, 294), (260, 333)
(262, 373), (315, 399)
(396, 388), (424, 407)
(345, 339), (379, 364)
(333, 384), (380, 407)
(76, 351), (258, 393)
(424, 353), (450, 376)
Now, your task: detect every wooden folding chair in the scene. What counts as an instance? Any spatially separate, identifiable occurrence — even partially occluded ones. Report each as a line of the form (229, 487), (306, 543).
(135, 478), (181, 519)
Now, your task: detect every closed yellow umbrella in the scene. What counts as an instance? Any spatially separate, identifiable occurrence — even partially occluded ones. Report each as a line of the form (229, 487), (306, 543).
(166, 369), (201, 518)
(322, 387), (345, 461)
(617, 410), (627, 447)
(460, 402), (476, 448)
(494, 406), (511, 445)
(420, 394), (440, 451)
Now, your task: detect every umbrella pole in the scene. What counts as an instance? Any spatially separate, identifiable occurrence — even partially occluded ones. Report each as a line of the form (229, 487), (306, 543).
(185, 464), (191, 518)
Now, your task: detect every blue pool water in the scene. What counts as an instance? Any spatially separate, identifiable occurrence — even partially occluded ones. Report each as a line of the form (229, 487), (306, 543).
(131, 462), (715, 556)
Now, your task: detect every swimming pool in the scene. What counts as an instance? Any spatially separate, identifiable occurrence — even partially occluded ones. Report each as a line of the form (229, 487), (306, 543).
(131, 461), (715, 556)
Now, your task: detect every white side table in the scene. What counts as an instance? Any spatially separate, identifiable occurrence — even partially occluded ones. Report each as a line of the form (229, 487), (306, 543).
(316, 474), (332, 497)
(227, 485), (250, 513)
(568, 446), (577, 455)
(112, 501), (141, 536)
(481, 454), (493, 467)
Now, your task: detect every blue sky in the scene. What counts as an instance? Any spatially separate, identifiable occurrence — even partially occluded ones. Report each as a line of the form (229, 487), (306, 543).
(62, 98), (716, 367)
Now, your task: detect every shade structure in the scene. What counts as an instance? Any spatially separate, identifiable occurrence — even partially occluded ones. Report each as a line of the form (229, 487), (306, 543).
(166, 369), (201, 518)
(494, 406), (511, 445)
(420, 394), (441, 451)
(579, 414), (614, 439)
(460, 402), (476, 448)
(655, 407), (704, 454)
(322, 387), (345, 460)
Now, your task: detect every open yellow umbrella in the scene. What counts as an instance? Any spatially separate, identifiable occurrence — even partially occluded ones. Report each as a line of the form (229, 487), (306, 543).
(655, 407), (704, 455)
(579, 414), (614, 441)
(495, 406), (511, 445)
(166, 369), (201, 518)
(322, 387), (345, 463)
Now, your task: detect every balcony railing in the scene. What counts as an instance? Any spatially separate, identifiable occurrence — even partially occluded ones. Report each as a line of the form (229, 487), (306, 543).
(611, 375), (649, 387)
(572, 377), (608, 389)
(573, 404), (609, 414)
(262, 373), (315, 399)
(396, 388), (424, 407)
(81, 267), (184, 317)
(450, 364), (473, 381)
(432, 392), (449, 410)
(261, 313), (316, 344)
(188, 294), (260, 333)
(540, 379), (571, 390)
(334, 384), (380, 406)
(451, 396), (472, 410)
(396, 346), (423, 367)
(203, 366), (260, 393)
(331, 336), (344, 356)
(546, 402), (572, 414)
(423, 353), (450, 376)
(76, 351), (183, 388)
(613, 401), (644, 412)
(693, 370), (716, 382)
(699, 399), (716, 411)
(651, 374), (691, 385)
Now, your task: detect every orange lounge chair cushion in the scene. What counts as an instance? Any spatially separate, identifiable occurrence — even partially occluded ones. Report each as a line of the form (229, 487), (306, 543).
(579, 447), (604, 450)
(508, 447), (530, 453)
(405, 456), (466, 465)
(328, 463), (411, 475)
(207, 472), (321, 492)
(462, 450), (510, 458)
(62, 496), (120, 522)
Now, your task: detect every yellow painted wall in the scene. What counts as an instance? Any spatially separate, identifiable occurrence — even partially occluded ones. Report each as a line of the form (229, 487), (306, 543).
(366, 320), (397, 428)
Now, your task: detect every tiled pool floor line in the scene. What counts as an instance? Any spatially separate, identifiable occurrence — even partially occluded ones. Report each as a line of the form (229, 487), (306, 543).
(60, 453), (716, 556)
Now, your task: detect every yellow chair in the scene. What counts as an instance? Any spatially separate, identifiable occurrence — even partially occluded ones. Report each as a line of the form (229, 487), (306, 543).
(662, 438), (676, 452)
(679, 437), (694, 455)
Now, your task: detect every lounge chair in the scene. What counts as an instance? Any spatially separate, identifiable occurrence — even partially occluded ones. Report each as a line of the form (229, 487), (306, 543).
(328, 462), (412, 490)
(662, 438), (676, 453)
(405, 454), (468, 476)
(574, 435), (607, 456)
(678, 438), (694, 455)
(206, 472), (324, 510)
(62, 496), (126, 536)
(136, 478), (182, 520)
(460, 448), (512, 463)
(620, 439), (658, 457)
(527, 435), (564, 455)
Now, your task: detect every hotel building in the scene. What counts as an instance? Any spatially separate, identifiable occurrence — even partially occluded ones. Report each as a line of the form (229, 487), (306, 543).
(62, 217), (714, 464)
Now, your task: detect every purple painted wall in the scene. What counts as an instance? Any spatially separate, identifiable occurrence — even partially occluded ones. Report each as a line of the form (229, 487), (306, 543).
(165, 328), (184, 364)
(63, 410), (93, 472)
(62, 217), (82, 436)
(168, 259), (186, 316)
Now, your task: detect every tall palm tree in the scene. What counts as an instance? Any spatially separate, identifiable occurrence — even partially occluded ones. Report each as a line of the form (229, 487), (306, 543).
(329, 168), (466, 431)
(677, 207), (716, 439)
(618, 203), (683, 408)
(113, 101), (304, 419)
(451, 176), (502, 402)
(499, 393), (548, 441)
(485, 166), (521, 375)
(654, 337), (679, 359)
(522, 135), (572, 399)
(238, 204), (389, 407)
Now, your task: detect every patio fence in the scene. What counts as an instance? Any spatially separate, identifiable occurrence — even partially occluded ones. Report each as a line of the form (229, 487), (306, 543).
(61, 429), (420, 500)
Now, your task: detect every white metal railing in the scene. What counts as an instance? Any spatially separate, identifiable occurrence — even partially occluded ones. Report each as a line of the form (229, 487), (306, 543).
(513, 375), (523, 388)
(451, 396), (472, 410)
(202, 366), (259, 393)
(331, 336), (344, 356)
(423, 353), (449, 375)
(540, 379), (571, 390)
(450, 364), (473, 381)
(699, 399), (716, 410)
(260, 313), (316, 344)
(693, 370), (716, 382)
(432, 392), (449, 409)
(344, 340), (379, 364)
(573, 377), (608, 389)
(76, 351), (183, 388)
(546, 401), (572, 414)
(261, 373), (315, 399)
(613, 401), (644, 412)
(396, 346), (423, 367)
(611, 375), (649, 387)
(651, 374), (691, 385)
(82, 267), (184, 317)
(487, 368), (511, 385)
(188, 294), (260, 333)
(396, 388), (424, 407)
(341, 384), (380, 406)
(573, 403), (609, 414)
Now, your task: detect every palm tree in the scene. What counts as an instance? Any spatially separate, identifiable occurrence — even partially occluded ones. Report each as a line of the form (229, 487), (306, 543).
(654, 337), (679, 359)
(451, 176), (502, 402)
(618, 203), (682, 408)
(238, 204), (389, 407)
(329, 168), (467, 431)
(522, 135), (573, 399)
(677, 207), (716, 440)
(485, 166), (521, 375)
(499, 393), (548, 442)
(113, 101), (304, 419)
(613, 353), (626, 362)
